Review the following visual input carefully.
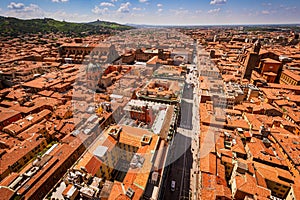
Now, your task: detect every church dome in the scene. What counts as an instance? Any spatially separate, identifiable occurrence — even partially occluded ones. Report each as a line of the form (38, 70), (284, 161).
(85, 62), (101, 73)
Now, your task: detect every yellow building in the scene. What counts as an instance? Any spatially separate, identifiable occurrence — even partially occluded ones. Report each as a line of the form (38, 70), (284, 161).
(0, 134), (47, 181)
(280, 70), (300, 86)
(73, 124), (160, 189)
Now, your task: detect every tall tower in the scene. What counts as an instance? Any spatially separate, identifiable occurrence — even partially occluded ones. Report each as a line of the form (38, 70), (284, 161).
(242, 40), (261, 80)
(252, 39), (261, 54)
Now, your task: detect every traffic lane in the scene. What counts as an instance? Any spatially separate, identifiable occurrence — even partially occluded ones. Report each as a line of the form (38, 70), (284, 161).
(163, 133), (192, 200)
(163, 168), (180, 200)
(179, 135), (193, 200)
(173, 132), (190, 164)
(165, 132), (190, 167)
(165, 163), (183, 199)
(163, 136), (187, 199)
(182, 82), (194, 100)
(179, 100), (193, 130)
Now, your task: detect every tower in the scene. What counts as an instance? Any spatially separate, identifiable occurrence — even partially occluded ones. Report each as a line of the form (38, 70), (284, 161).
(242, 40), (261, 80)
(252, 39), (261, 54)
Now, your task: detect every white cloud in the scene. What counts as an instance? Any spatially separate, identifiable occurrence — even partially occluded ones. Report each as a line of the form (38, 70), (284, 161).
(261, 10), (270, 15)
(7, 2), (42, 13)
(285, 6), (297, 11)
(92, 6), (109, 14)
(23, 4), (41, 12)
(7, 2), (25, 9)
(262, 2), (272, 6)
(157, 3), (163, 7)
(100, 2), (115, 7)
(118, 2), (131, 13)
(133, 7), (142, 11)
(210, 0), (227, 5)
(6, 4), (92, 22)
(52, 0), (68, 3)
(157, 8), (163, 12)
(6, 2), (45, 18)
(48, 11), (92, 22)
(130, 13), (145, 17)
(207, 8), (220, 14)
(139, 0), (148, 3)
(170, 8), (189, 16)
(111, 0), (118, 2)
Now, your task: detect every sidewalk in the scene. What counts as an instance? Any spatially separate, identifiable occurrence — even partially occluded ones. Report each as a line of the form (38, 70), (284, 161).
(189, 80), (201, 200)
(189, 43), (208, 200)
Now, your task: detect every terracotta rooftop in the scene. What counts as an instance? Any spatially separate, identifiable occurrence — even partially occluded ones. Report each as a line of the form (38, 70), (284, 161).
(247, 137), (288, 167)
(2, 109), (51, 135)
(200, 152), (217, 174)
(0, 187), (14, 200)
(0, 134), (46, 177)
(21, 136), (83, 199)
(235, 173), (271, 198)
(261, 58), (281, 64)
(85, 155), (103, 176)
(282, 70), (300, 82)
(0, 107), (21, 124)
(253, 161), (294, 186)
(271, 129), (300, 166)
(200, 172), (232, 199)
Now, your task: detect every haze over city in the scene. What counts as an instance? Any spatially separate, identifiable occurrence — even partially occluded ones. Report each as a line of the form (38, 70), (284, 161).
(0, 0), (299, 25)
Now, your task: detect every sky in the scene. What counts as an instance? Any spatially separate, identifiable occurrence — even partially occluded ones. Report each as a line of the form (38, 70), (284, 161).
(0, 0), (299, 25)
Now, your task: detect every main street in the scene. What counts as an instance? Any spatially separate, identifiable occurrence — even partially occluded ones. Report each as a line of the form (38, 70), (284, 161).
(161, 40), (201, 200)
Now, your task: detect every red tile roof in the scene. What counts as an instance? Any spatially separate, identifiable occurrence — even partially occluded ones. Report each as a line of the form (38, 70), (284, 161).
(0, 187), (14, 200)
(85, 156), (102, 176)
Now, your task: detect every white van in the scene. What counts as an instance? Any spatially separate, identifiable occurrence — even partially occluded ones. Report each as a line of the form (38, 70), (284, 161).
(171, 180), (176, 192)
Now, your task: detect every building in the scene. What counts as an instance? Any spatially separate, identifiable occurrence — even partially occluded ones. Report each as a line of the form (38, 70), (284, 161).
(280, 69), (300, 86)
(259, 58), (281, 83)
(0, 108), (22, 131)
(137, 79), (184, 105)
(59, 43), (119, 64)
(121, 99), (177, 140)
(62, 124), (162, 200)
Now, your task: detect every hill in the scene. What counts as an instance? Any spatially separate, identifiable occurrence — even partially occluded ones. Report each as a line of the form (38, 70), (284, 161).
(0, 16), (133, 37)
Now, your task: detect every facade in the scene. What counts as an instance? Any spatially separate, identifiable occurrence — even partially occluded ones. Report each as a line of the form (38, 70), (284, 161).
(59, 43), (119, 64)
(259, 58), (282, 83)
(280, 69), (300, 86)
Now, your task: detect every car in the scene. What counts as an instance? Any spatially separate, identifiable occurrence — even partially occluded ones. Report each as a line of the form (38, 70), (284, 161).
(171, 180), (176, 191)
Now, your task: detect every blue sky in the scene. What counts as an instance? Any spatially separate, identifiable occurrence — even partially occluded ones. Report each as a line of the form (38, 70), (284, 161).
(0, 0), (299, 25)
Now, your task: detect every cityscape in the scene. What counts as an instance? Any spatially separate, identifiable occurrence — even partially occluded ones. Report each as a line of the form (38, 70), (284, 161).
(0, 0), (300, 200)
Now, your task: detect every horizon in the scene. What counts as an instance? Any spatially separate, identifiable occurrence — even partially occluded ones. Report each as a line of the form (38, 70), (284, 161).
(1, 15), (300, 27)
(0, 0), (299, 26)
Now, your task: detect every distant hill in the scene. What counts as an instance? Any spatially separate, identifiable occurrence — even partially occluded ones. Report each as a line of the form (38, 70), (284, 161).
(0, 16), (133, 37)
(87, 20), (132, 30)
